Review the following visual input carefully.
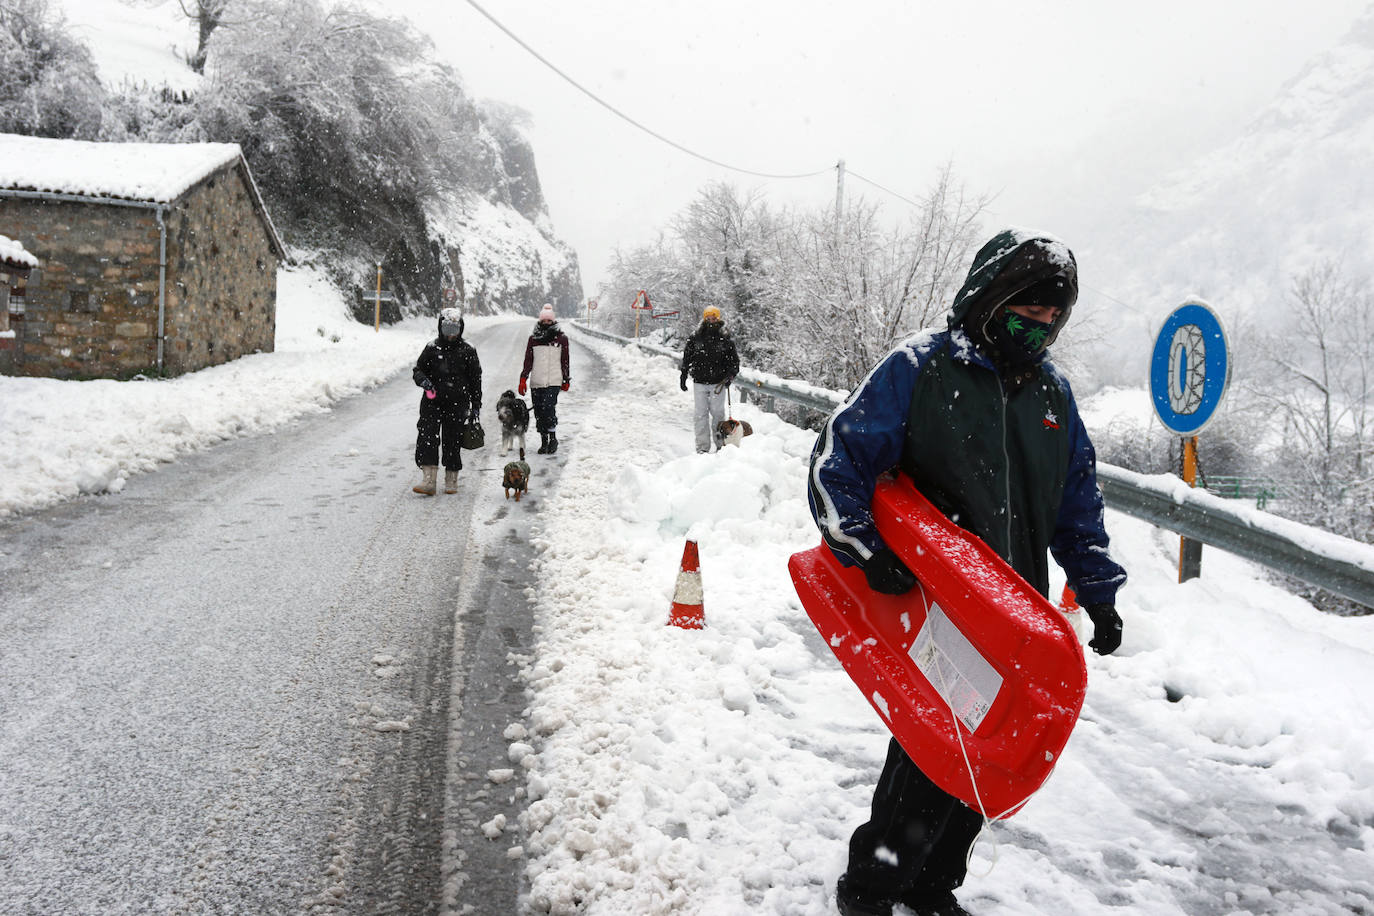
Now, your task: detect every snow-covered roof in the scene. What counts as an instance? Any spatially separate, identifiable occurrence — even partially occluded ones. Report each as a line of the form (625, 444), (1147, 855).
(0, 233), (40, 269)
(0, 133), (287, 259)
(0, 133), (242, 204)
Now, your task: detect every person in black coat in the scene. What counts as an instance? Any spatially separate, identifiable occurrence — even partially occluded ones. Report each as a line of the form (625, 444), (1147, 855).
(679, 305), (740, 453)
(411, 308), (482, 495)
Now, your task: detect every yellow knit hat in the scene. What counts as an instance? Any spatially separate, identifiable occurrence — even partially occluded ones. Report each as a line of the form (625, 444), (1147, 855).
(703, 306), (722, 322)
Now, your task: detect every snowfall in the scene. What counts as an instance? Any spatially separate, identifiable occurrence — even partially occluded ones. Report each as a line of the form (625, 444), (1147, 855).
(2, 269), (1373, 915)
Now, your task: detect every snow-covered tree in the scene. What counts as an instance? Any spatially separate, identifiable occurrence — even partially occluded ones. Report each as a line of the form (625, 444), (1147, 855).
(177, 0), (229, 73)
(189, 0), (519, 266)
(807, 164), (986, 387)
(670, 183), (778, 361)
(0, 0), (105, 139)
(599, 167), (988, 392)
(1255, 261), (1374, 542)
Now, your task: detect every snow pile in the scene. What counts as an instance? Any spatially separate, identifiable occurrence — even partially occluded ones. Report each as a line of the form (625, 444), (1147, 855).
(0, 265), (434, 517)
(517, 339), (859, 914)
(515, 333), (1374, 914)
(0, 234), (40, 268)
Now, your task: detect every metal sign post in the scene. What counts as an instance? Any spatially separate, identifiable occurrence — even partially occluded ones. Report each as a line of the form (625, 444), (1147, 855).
(1149, 300), (1231, 582)
(374, 263), (383, 332)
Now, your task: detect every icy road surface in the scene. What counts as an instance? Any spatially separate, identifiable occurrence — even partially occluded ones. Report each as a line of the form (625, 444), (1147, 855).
(0, 321), (571, 914)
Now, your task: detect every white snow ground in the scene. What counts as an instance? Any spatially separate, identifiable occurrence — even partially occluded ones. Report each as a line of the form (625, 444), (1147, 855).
(2, 276), (1372, 914)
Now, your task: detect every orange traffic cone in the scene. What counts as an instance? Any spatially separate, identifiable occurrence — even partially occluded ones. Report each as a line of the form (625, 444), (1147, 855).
(668, 539), (705, 629)
(1058, 584), (1086, 642)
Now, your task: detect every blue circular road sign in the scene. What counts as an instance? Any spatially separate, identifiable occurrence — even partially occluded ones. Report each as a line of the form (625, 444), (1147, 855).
(1149, 300), (1230, 436)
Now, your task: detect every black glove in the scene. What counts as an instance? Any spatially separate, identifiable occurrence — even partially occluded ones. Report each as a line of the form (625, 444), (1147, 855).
(680, 376), (689, 391)
(862, 548), (916, 595)
(1085, 603), (1123, 656)
(415, 373), (433, 390)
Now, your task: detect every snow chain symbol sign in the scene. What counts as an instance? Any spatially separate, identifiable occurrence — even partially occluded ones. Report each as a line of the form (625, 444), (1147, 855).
(1149, 301), (1230, 436)
(1167, 322), (1206, 415)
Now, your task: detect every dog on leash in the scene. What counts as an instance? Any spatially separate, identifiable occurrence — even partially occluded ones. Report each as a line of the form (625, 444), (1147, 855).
(503, 449), (531, 501)
(717, 417), (754, 448)
(496, 389), (530, 456)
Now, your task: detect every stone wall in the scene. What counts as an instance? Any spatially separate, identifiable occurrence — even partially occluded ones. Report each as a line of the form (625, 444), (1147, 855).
(162, 162), (278, 374)
(0, 197), (161, 378)
(0, 161), (279, 379)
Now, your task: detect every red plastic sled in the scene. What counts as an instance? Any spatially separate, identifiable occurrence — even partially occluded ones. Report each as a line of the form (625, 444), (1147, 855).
(789, 475), (1086, 818)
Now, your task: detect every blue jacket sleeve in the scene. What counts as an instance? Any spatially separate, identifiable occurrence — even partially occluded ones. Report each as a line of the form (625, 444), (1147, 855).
(807, 343), (926, 568)
(1050, 395), (1127, 606)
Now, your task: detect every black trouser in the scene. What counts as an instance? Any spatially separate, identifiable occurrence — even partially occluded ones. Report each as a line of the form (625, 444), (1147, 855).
(531, 386), (560, 434)
(845, 738), (985, 903)
(415, 396), (468, 470)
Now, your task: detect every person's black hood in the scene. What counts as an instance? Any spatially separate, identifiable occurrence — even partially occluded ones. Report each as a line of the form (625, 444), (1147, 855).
(947, 230), (1078, 358)
(437, 310), (464, 347)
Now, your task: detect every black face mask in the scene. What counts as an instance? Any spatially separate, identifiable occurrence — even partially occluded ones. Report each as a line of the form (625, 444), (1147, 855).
(1001, 310), (1055, 356)
(440, 319), (462, 339)
(976, 306), (1055, 367)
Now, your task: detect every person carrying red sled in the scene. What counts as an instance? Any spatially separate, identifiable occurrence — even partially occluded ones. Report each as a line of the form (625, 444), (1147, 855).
(807, 229), (1127, 916)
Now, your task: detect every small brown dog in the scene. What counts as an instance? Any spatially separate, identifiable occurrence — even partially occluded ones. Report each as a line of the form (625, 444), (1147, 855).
(503, 449), (531, 501)
(717, 417), (754, 448)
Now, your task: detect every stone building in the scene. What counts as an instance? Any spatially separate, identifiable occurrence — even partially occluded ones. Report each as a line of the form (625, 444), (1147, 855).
(0, 133), (286, 379)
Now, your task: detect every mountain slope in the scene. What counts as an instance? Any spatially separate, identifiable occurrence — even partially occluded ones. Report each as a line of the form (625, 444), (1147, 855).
(1094, 6), (1374, 316)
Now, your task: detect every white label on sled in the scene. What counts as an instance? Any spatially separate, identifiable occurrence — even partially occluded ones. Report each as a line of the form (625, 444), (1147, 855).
(909, 603), (1002, 733)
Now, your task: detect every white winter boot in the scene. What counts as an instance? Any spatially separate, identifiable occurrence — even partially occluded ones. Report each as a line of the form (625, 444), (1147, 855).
(443, 469), (459, 494)
(412, 465), (438, 496)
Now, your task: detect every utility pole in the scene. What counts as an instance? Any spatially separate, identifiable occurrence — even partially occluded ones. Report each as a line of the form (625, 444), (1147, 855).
(834, 159), (846, 249)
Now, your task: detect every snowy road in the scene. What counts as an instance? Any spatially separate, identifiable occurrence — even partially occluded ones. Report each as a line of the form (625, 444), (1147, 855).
(0, 321), (577, 914)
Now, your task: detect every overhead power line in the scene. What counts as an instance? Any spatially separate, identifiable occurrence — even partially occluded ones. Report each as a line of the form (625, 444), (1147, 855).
(462, 0), (1147, 320)
(845, 168), (923, 211)
(462, 0), (832, 181)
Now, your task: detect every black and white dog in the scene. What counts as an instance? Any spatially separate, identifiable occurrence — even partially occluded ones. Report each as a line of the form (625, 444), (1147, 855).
(496, 389), (530, 455)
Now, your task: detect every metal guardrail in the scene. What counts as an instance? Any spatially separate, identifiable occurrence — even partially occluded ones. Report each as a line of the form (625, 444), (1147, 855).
(1098, 466), (1374, 608)
(570, 322), (1374, 607)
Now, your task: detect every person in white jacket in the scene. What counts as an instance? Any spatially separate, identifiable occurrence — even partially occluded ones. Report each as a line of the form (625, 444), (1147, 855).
(518, 304), (571, 454)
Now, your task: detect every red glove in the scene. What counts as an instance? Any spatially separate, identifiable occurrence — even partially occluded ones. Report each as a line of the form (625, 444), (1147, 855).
(518, 377), (527, 396)
(424, 389), (437, 400)
(561, 381), (570, 392)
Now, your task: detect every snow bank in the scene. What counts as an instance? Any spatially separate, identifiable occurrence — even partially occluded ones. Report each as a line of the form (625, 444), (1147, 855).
(514, 335), (1374, 914)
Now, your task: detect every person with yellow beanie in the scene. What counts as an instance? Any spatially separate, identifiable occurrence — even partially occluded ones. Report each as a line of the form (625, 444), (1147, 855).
(679, 306), (740, 453)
